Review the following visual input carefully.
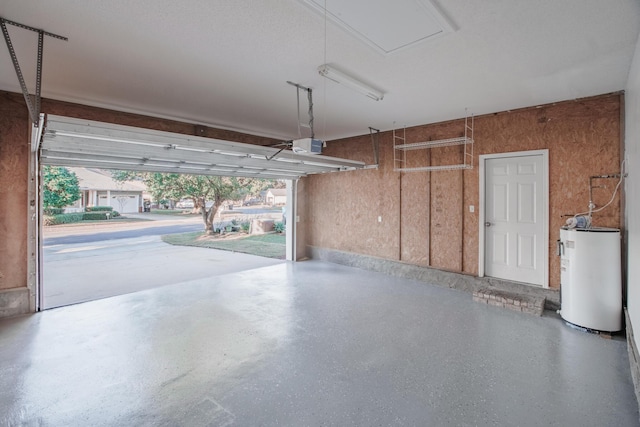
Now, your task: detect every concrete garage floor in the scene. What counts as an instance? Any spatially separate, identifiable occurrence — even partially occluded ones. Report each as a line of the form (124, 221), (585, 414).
(1, 261), (638, 426)
(43, 235), (284, 309)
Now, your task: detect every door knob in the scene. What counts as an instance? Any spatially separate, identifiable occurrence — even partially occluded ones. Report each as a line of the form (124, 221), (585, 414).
(485, 222), (492, 227)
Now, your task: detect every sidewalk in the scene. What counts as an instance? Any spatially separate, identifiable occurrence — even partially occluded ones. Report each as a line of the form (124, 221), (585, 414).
(125, 212), (203, 222)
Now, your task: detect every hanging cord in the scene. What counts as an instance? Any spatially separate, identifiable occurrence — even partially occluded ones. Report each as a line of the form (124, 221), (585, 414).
(307, 87), (314, 139)
(322, 0), (327, 141)
(296, 86), (301, 138)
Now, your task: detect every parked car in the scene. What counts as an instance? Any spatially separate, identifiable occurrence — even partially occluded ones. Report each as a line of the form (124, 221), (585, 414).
(243, 198), (261, 206)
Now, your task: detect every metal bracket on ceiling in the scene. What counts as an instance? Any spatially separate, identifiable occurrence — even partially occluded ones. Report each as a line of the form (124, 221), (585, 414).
(286, 81), (315, 139)
(0, 17), (68, 127)
(262, 81), (316, 161)
(363, 126), (380, 170)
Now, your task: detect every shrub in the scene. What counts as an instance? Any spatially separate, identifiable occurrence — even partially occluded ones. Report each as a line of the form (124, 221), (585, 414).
(43, 213), (84, 226)
(241, 221), (250, 233)
(85, 211), (118, 220)
(274, 221), (285, 233)
(43, 207), (64, 215)
(83, 212), (109, 221)
(85, 206), (114, 212)
(43, 209), (121, 225)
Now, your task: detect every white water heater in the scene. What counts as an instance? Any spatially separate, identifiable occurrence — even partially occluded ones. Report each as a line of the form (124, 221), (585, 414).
(559, 227), (622, 332)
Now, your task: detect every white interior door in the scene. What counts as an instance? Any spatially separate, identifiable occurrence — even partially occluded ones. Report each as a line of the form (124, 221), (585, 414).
(482, 152), (547, 286)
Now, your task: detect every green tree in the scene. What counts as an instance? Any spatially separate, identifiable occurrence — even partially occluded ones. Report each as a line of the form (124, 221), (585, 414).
(112, 171), (274, 232)
(42, 166), (81, 209)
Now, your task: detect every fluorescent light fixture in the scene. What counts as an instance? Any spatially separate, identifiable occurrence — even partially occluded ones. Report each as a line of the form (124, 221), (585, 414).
(318, 64), (384, 101)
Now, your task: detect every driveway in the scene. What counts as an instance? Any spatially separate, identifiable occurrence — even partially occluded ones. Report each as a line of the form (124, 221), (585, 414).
(42, 214), (285, 309)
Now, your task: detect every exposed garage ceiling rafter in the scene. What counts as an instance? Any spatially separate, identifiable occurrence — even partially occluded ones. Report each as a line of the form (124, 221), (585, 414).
(40, 115), (365, 179)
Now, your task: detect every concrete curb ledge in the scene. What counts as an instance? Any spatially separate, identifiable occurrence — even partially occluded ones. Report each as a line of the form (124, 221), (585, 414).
(308, 246), (560, 312)
(0, 287), (30, 318)
(625, 309), (640, 419)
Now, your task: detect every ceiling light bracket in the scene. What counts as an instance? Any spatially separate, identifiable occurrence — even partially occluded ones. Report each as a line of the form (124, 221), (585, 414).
(0, 17), (68, 127)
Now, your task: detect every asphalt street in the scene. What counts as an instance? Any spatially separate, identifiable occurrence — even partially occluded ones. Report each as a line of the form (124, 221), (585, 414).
(43, 208), (281, 245)
(44, 223), (204, 245)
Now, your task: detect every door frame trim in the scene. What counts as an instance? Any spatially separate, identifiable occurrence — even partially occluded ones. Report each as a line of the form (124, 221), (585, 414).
(478, 149), (549, 288)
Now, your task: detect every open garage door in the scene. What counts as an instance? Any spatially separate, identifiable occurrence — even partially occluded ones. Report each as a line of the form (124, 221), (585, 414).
(40, 115), (365, 179)
(35, 115), (366, 310)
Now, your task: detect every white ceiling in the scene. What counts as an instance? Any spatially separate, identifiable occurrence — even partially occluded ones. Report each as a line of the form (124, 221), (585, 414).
(1, 0), (639, 142)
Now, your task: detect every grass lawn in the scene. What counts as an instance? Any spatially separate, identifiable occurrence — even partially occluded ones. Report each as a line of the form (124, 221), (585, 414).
(162, 231), (286, 259)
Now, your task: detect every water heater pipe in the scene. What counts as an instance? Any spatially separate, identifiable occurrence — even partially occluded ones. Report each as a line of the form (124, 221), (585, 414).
(587, 173), (622, 220)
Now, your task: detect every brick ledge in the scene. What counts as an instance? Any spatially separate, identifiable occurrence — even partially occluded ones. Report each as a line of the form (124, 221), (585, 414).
(473, 287), (545, 316)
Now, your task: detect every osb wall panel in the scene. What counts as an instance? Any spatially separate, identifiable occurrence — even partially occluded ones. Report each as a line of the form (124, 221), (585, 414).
(307, 93), (622, 289)
(399, 166), (430, 266)
(0, 93), (30, 290)
(473, 96), (622, 287)
(405, 123), (468, 272)
(430, 168), (464, 271)
(307, 133), (401, 260)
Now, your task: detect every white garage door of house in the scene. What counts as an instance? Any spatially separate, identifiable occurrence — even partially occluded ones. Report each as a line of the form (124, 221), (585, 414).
(99, 194), (139, 213)
(114, 195), (139, 214)
(38, 115), (366, 178)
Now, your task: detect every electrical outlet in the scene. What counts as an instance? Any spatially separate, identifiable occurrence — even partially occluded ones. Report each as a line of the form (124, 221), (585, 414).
(469, 205), (475, 213)
(378, 216), (382, 223)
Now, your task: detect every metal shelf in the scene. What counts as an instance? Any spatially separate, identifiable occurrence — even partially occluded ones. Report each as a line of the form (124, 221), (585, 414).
(395, 136), (472, 151)
(393, 113), (474, 172)
(396, 163), (473, 173)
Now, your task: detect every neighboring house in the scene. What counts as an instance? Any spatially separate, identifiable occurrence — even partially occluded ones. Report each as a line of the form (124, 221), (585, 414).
(265, 188), (287, 206)
(65, 168), (148, 214)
